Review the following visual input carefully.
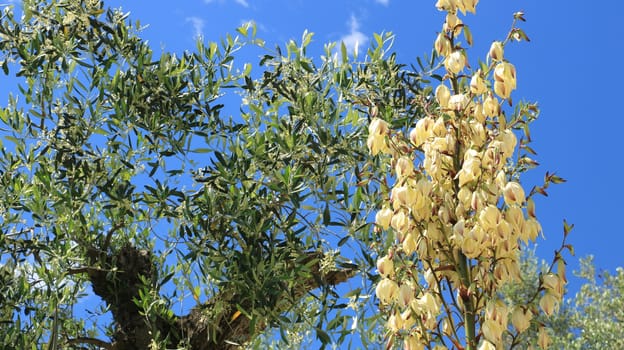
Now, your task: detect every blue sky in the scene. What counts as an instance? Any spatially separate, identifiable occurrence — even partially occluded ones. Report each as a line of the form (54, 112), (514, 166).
(98, 0), (623, 292)
(2, 0), (622, 326)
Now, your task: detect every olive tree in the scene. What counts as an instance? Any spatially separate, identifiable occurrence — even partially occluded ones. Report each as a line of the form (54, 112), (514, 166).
(0, 0), (422, 348)
(501, 253), (624, 350)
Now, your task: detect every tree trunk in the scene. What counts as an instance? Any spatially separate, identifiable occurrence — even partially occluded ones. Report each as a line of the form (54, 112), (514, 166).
(83, 245), (354, 349)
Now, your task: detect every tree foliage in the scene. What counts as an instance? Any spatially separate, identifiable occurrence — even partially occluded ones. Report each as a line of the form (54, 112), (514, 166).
(0, 0), (423, 348)
(555, 257), (624, 349)
(499, 252), (624, 350)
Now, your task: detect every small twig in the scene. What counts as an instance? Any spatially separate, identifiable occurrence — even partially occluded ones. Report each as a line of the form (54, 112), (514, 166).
(66, 266), (116, 275)
(102, 222), (125, 253)
(66, 337), (112, 349)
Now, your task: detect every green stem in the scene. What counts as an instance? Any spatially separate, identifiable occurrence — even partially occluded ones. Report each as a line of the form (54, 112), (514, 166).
(449, 89), (476, 349)
(457, 252), (476, 350)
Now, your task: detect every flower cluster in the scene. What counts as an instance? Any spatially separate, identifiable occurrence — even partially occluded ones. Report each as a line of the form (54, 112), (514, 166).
(368, 2), (567, 349)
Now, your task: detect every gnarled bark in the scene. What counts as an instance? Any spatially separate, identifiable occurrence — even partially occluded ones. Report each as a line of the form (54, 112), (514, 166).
(83, 245), (354, 349)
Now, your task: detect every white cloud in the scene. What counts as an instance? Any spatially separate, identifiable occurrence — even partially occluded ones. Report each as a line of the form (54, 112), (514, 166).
(203, 0), (249, 7)
(374, 0), (390, 5)
(234, 0), (250, 7)
(340, 14), (368, 57)
(186, 16), (205, 39)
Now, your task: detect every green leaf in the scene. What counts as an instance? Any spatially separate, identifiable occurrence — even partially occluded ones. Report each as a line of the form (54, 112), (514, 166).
(316, 328), (331, 344)
(464, 25), (473, 46)
(563, 219), (574, 237)
(191, 148), (212, 153)
(343, 288), (362, 298)
(323, 204), (331, 225)
(301, 29), (313, 48)
(338, 235), (350, 247)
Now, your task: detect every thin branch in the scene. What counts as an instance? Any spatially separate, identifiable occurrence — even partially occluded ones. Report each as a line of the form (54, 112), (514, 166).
(102, 222), (125, 253)
(66, 337), (112, 349)
(66, 266), (115, 275)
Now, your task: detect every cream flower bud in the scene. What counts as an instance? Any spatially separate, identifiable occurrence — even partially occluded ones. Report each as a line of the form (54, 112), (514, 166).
(367, 118), (390, 155)
(461, 235), (481, 258)
(431, 136), (448, 152)
(376, 278), (399, 304)
(493, 62), (517, 99)
(391, 210), (410, 233)
(488, 41), (504, 61)
(404, 333), (424, 350)
(392, 185), (418, 208)
(494, 170), (507, 190)
(457, 187), (471, 207)
(505, 205), (525, 234)
(538, 327), (551, 349)
(438, 206), (450, 225)
(483, 94), (500, 117)
(398, 283), (414, 307)
(401, 308), (416, 329)
(486, 298), (509, 325)
(424, 268), (436, 287)
(367, 134), (385, 156)
(481, 148), (498, 174)
(482, 319), (504, 344)
(471, 190), (484, 212)
(500, 129), (517, 158)
(473, 102), (486, 123)
(433, 116), (447, 137)
(417, 292), (439, 315)
(511, 306), (532, 333)
(376, 255), (394, 278)
(442, 319), (453, 336)
(444, 50), (466, 74)
(461, 0), (479, 14)
(543, 273), (564, 298)
(469, 120), (486, 146)
(494, 81), (509, 100)
(435, 0), (457, 12)
(369, 117), (389, 135)
(434, 32), (452, 57)
(470, 70), (487, 95)
(458, 149), (482, 187)
(471, 225), (486, 243)
(503, 181), (525, 206)
(444, 13), (463, 36)
(478, 341), (496, 350)
(449, 93), (468, 111)
(411, 117), (434, 147)
(436, 84), (451, 108)
(453, 219), (465, 239)
(521, 217), (542, 242)
(539, 293), (559, 316)
(495, 219), (512, 240)
(387, 312), (403, 332)
(396, 156), (414, 178)
(494, 62), (516, 87)
(403, 233), (417, 255)
(375, 207), (393, 230)
(479, 205), (501, 232)
(425, 222), (442, 242)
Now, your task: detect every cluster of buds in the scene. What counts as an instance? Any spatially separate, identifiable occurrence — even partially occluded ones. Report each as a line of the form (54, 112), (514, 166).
(369, 1), (567, 349)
